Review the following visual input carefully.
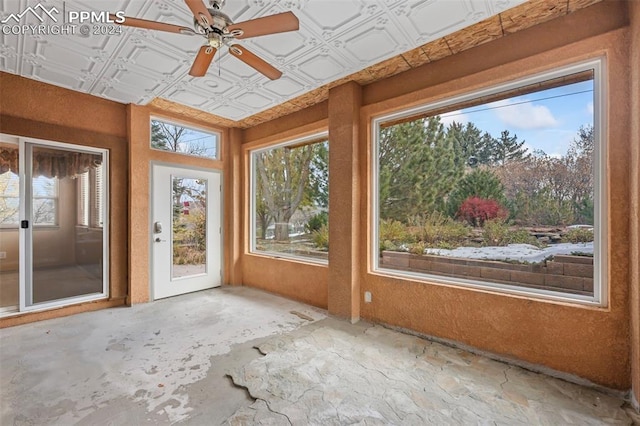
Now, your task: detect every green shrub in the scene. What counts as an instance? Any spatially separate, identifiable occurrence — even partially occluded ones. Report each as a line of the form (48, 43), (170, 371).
(447, 169), (506, 217)
(419, 211), (469, 248)
(306, 211), (328, 233)
(407, 211), (469, 248)
(482, 219), (511, 246)
(409, 241), (427, 255)
(312, 224), (329, 250)
(482, 220), (541, 247)
(563, 227), (593, 243)
(380, 219), (410, 244)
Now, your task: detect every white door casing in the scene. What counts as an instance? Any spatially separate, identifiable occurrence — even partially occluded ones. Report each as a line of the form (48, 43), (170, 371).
(151, 164), (221, 299)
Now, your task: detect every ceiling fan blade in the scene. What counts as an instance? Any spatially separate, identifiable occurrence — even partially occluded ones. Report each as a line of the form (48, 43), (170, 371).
(227, 11), (299, 39)
(110, 14), (196, 35)
(229, 44), (282, 80)
(184, 0), (215, 27)
(189, 46), (217, 77)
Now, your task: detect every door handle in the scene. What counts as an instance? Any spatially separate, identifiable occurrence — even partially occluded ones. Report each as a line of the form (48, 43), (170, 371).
(154, 237), (166, 243)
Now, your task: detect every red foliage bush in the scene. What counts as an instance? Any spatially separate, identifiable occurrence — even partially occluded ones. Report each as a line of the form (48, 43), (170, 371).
(457, 196), (508, 227)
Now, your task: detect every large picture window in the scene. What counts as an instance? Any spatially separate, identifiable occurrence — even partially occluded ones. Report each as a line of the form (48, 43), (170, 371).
(373, 60), (605, 304)
(250, 133), (329, 262)
(150, 118), (219, 160)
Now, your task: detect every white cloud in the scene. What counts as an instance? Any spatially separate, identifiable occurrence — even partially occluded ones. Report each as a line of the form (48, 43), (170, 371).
(586, 101), (594, 115)
(493, 99), (559, 130)
(438, 110), (469, 128)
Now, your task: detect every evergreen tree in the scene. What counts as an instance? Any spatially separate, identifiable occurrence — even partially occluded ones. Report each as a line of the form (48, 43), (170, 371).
(447, 169), (506, 217)
(307, 141), (329, 209)
(379, 117), (463, 221)
(490, 130), (530, 165)
(446, 122), (493, 167)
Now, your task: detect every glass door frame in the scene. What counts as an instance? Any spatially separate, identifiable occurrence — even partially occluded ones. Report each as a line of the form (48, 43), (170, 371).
(0, 134), (110, 315)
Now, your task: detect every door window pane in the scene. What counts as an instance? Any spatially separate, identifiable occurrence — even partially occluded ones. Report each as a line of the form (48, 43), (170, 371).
(172, 177), (207, 279)
(31, 145), (105, 305)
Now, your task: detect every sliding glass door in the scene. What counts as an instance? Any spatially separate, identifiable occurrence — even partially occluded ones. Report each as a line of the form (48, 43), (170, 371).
(0, 135), (108, 314)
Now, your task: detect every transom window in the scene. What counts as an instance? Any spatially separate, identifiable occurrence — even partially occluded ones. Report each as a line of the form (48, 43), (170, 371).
(150, 118), (219, 160)
(250, 133), (329, 263)
(372, 59), (605, 305)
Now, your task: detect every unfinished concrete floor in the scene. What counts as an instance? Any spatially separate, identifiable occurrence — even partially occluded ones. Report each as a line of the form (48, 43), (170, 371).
(0, 286), (636, 425)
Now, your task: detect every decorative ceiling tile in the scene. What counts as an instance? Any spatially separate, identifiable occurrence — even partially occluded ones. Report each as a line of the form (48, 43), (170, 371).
(168, 89), (211, 108)
(344, 26), (401, 63)
(407, 0), (474, 38)
(297, 54), (345, 82)
(263, 77), (305, 97)
(0, 0), (536, 122)
(301, 0), (364, 31)
(209, 104), (248, 120)
(236, 92), (272, 109)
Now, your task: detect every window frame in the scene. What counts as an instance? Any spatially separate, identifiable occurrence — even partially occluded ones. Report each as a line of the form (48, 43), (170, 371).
(149, 116), (221, 160)
(248, 131), (329, 265)
(371, 58), (607, 306)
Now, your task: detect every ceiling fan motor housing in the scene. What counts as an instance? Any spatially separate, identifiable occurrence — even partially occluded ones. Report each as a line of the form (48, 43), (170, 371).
(195, 8), (233, 35)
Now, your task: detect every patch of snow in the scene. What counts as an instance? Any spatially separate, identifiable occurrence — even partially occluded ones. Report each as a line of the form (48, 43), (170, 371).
(425, 242), (593, 263)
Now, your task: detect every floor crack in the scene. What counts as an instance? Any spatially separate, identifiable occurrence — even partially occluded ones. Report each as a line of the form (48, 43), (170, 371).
(259, 397), (293, 426)
(500, 366), (511, 389)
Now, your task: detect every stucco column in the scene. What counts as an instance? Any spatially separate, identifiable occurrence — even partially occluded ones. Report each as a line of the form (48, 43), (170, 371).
(328, 81), (362, 321)
(224, 128), (243, 285)
(629, 0), (640, 412)
(127, 104), (151, 304)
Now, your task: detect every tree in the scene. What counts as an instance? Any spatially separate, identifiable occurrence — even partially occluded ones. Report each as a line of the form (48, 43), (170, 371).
(446, 121), (493, 167)
(307, 141), (329, 209)
(490, 130), (530, 165)
(379, 117), (463, 221)
(151, 121), (209, 156)
(447, 168), (506, 217)
(494, 125), (594, 226)
(256, 144), (314, 241)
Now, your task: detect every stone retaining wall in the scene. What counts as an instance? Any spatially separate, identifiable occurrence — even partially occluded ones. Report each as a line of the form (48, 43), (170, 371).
(380, 251), (594, 295)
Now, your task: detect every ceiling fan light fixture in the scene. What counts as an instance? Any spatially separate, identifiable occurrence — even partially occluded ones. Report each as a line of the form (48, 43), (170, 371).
(207, 32), (223, 48)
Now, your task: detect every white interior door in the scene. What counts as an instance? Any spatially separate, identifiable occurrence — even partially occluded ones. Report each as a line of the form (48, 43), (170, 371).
(152, 164), (221, 299)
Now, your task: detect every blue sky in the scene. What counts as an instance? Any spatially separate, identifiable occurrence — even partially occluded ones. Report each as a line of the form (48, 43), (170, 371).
(439, 80), (594, 158)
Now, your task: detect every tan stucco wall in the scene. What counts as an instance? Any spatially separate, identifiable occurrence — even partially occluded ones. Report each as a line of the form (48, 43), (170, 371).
(628, 0), (640, 409)
(327, 82), (361, 320)
(0, 73), (129, 327)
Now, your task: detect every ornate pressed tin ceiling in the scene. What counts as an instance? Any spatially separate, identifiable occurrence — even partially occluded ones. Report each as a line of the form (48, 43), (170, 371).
(0, 0), (532, 123)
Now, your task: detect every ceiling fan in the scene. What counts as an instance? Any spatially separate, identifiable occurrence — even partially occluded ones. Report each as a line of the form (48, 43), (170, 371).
(110, 0), (299, 79)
